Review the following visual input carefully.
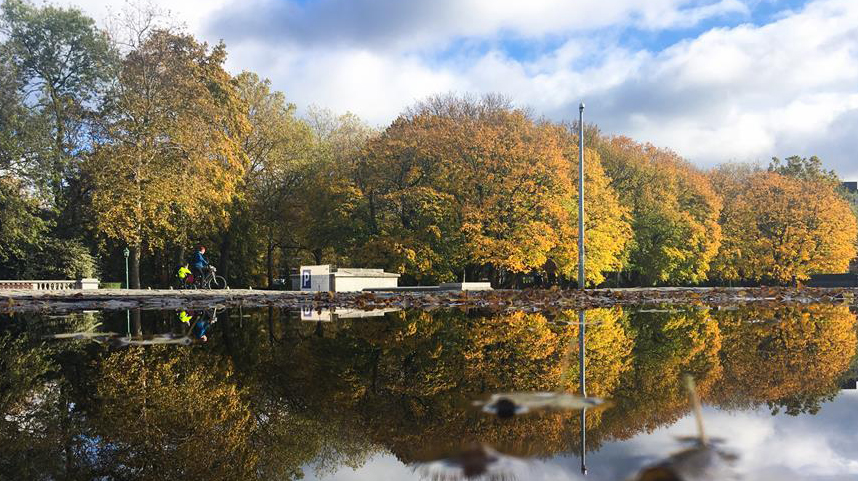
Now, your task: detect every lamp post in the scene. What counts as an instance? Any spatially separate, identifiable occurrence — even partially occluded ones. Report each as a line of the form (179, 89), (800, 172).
(123, 247), (130, 289)
(123, 247), (131, 337)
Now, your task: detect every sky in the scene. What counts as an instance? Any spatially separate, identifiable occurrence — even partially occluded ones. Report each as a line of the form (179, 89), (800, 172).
(302, 391), (858, 480)
(58, 0), (858, 179)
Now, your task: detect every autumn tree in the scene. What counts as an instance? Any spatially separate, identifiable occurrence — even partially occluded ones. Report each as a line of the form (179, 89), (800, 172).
(769, 155), (858, 274)
(86, 30), (248, 288)
(354, 95), (629, 286)
(713, 304), (857, 414)
(710, 169), (858, 283)
(596, 135), (722, 285)
(597, 307), (723, 441)
(551, 126), (631, 285)
(95, 347), (257, 479)
(225, 71), (314, 287)
(556, 308), (634, 399)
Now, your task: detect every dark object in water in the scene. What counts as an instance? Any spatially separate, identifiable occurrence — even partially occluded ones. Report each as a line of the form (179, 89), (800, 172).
(494, 398), (516, 419)
(474, 392), (607, 418)
(413, 443), (526, 480)
(628, 376), (739, 481)
(633, 442), (738, 481)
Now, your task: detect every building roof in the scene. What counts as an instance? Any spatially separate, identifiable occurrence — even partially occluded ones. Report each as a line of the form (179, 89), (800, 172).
(289, 267), (400, 278)
(333, 268), (400, 278)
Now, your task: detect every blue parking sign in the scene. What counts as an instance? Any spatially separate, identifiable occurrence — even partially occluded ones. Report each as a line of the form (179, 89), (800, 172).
(301, 269), (311, 289)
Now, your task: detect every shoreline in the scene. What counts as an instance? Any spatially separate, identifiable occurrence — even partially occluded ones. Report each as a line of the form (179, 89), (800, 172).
(1, 286), (855, 313)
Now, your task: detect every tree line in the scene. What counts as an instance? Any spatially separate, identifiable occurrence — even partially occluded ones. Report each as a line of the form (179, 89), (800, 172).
(1, 0), (856, 288)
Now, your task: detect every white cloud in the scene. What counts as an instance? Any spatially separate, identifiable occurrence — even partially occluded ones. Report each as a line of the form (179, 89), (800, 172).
(300, 392), (858, 480)
(205, 0), (749, 51)
(608, 392), (858, 480)
(53, 0), (858, 179)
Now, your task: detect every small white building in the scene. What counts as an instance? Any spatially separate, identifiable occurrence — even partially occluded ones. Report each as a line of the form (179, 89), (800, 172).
(299, 306), (401, 321)
(292, 265), (400, 292)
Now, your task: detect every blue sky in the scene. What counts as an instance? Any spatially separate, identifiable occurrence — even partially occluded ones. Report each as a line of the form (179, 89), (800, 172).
(63, 0), (858, 179)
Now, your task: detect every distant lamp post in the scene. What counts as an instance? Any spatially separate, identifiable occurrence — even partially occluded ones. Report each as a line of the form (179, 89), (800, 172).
(123, 247), (130, 289)
(578, 102), (585, 290)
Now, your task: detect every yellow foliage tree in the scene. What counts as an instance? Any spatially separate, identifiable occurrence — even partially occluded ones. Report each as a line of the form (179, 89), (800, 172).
(95, 347), (257, 479)
(356, 95), (629, 286)
(556, 307), (634, 399)
(596, 135), (722, 285)
(711, 170), (858, 282)
(86, 30), (248, 287)
(713, 304), (857, 413)
(551, 128), (631, 285)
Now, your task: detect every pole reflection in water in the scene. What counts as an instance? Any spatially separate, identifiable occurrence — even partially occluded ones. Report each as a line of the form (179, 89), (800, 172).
(578, 309), (587, 476)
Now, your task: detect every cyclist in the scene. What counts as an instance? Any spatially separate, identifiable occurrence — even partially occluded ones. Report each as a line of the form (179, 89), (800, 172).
(192, 245), (209, 280)
(177, 263), (192, 286)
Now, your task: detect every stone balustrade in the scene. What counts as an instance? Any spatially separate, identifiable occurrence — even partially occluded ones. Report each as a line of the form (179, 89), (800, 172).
(0, 278), (99, 290)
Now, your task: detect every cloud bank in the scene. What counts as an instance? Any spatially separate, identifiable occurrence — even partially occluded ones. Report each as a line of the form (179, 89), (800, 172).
(59, 0), (858, 179)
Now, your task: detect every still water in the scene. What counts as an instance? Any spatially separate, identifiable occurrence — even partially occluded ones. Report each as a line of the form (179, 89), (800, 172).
(1, 304), (856, 480)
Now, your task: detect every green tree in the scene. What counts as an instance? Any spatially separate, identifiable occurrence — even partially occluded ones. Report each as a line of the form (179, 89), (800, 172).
(768, 155), (839, 184)
(596, 135), (722, 285)
(0, 177), (47, 277)
(0, 0), (114, 220)
(231, 71), (313, 287)
(292, 107), (376, 266)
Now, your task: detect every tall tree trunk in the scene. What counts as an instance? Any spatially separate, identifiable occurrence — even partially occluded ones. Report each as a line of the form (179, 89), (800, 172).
(220, 231), (232, 284)
(132, 308), (142, 336)
(130, 245), (141, 289)
(175, 245), (186, 267)
(267, 305), (275, 345)
(266, 237), (275, 289)
(313, 248), (323, 265)
(157, 249), (169, 287)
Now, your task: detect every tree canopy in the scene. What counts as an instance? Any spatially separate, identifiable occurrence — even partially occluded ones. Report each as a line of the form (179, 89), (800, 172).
(0, 0), (855, 287)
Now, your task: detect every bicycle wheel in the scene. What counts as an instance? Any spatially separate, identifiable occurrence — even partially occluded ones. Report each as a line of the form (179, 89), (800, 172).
(208, 275), (228, 289)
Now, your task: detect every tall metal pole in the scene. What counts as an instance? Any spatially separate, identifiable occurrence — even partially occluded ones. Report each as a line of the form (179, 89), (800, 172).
(578, 102), (585, 290)
(579, 309), (587, 475)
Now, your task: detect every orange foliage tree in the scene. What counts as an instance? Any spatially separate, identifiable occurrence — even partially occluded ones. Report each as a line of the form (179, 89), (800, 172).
(710, 169), (858, 283)
(712, 304), (857, 414)
(354, 95), (629, 286)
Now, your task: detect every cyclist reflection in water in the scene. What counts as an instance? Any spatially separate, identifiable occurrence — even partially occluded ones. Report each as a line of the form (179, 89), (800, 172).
(177, 309), (218, 343)
(178, 310), (193, 325)
(192, 309), (218, 342)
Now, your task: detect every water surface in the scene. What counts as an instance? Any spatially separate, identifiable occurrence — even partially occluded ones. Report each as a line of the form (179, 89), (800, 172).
(1, 304), (856, 480)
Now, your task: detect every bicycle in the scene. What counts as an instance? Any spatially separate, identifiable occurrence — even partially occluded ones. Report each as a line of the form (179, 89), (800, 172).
(197, 265), (228, 289)
(176, 265), (228, 289)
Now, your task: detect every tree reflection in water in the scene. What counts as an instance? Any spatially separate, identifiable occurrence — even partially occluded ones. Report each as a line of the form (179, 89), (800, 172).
(0, 304), (854, 479)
